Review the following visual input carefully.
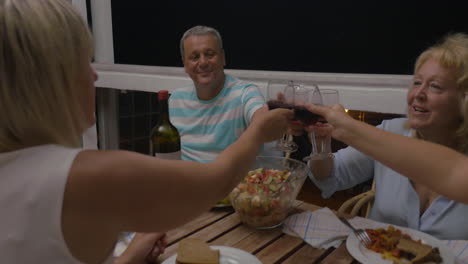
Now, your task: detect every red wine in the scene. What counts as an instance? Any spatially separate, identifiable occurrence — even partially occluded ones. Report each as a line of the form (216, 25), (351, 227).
(267, 100), (294, 110)
(294, 105), (321, 125)
(267, 100), (321, 125)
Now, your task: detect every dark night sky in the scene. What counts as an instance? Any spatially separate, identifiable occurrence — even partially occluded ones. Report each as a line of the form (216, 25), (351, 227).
(110, 1), (468, 74)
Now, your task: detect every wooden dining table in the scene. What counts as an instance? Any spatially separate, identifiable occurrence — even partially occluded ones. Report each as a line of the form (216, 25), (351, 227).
(157, 200), (360, 264)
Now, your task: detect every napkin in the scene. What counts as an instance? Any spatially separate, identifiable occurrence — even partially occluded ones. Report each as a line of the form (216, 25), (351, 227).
(283, 207), (468, 264)
(283, 207), (383, 249)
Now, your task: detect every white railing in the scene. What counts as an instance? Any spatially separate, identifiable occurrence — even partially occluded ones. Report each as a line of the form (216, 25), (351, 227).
(94, 63), (411, 115)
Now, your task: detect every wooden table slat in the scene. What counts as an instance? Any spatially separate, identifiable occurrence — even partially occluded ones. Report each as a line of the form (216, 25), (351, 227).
(161, 211), (241, 259)
(209, 224), (256, 247)
(165, 208), (233, 244)
(321, 243), (355, 264)
(231, 228), (283, 254)
(254, 235), (304, 263)
(190, 212), (241, 241)
(281, 244), (327, 264)
(157, 201), (361, 263)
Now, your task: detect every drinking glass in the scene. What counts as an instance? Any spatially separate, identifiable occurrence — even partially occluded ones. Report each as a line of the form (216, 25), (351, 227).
(266, 79), (298, 153)
(304, 89), (339, 161)
(292, 82), (322, 125)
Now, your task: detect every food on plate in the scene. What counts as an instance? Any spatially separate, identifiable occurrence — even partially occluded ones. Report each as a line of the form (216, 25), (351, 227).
(229, 168), (295, 228)
(396, 238), (440, 264)
(176, 238), (219, 264)
(366, 226), (442, 264)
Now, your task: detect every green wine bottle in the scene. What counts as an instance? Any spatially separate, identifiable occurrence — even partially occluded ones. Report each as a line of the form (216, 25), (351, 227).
(150, 90), (181, 159)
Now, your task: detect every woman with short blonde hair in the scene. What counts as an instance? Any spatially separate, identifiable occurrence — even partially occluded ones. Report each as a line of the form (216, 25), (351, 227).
(0, 0), (94, 151)
(0, 1), (292, 263)
(413, 33), (468, 152)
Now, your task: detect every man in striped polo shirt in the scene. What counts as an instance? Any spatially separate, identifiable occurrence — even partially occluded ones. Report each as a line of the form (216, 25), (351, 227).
(169, 25), (277, 162)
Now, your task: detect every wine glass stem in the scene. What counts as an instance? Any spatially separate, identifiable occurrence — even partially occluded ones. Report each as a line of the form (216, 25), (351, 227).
(309, 130), (318, 155)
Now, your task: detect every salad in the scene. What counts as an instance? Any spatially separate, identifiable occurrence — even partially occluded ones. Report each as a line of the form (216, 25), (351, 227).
(230, 168), (296, 228)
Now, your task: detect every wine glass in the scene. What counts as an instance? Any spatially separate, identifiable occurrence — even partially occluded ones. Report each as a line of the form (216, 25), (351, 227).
(304, 89), (339, 161)
(266, 79), (298, 153)
(292, 82), (322, 126)
(289, 82), (322, 159)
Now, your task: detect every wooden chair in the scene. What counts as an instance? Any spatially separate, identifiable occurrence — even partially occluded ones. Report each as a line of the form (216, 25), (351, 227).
(337, 181), (375, 218)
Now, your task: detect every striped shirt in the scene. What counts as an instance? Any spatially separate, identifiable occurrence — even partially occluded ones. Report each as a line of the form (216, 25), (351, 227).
(169, 74), (265, 162)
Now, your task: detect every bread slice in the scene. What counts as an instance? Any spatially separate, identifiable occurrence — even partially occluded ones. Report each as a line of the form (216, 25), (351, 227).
(396, 237), (435, 263)
(176, 238), (220, 264)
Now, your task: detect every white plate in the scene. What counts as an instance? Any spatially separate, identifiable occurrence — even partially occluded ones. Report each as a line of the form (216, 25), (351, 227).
(346, 225), (455, 264)
(161, 245), (261, 264)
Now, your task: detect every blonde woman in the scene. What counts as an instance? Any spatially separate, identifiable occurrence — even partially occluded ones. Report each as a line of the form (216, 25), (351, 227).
(0, 0), (292, 263)
(303, 33), (468, 240)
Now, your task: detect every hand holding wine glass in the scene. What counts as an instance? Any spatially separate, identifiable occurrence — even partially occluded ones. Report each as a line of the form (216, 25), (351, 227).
(287, 82), (323, 159)
(304, 89), (339, 161)
(266, 80), (298, 153)
(292, 82), (323, 125)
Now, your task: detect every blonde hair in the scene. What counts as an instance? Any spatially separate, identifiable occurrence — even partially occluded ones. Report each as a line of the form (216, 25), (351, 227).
(413, 33), (468, 153)
(0, 0), (94, 152)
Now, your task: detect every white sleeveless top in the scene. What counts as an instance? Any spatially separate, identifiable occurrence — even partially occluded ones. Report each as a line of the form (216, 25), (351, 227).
(0, 144), (113, 264)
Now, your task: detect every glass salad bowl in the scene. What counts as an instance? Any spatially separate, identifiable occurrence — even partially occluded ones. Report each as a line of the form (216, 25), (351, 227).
(229, 156), (308, 229)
